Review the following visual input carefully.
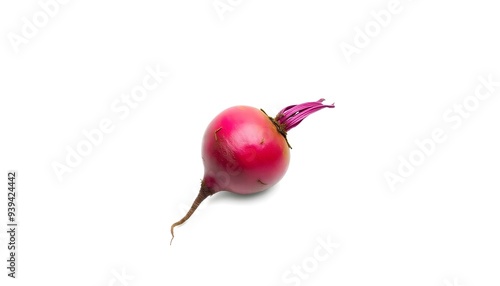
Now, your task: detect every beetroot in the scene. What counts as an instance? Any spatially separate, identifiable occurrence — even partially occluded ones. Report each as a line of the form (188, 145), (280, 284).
(170, 99), (335, 243)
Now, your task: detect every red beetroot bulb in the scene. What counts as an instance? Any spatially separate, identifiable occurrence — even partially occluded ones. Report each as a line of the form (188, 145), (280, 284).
(170, 99), (335, 244)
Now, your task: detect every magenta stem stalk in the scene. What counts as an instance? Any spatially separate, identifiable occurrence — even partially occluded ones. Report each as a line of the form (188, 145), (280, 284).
(275, 99), (335, 132)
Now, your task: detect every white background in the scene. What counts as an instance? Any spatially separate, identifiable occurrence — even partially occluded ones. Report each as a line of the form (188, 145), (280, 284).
(1, 0), (500, 285)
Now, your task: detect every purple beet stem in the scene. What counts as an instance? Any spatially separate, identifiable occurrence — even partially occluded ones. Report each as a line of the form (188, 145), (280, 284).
(276, 99), (335, 132)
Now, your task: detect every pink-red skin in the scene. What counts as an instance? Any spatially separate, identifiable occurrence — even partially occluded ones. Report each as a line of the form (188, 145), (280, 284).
(201, 106), (290, 195)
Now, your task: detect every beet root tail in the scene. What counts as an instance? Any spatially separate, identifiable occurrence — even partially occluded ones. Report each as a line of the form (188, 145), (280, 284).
(170, 182), (214, 245)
